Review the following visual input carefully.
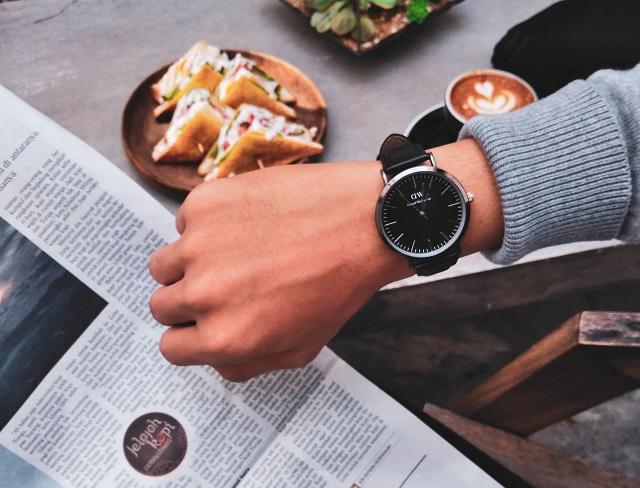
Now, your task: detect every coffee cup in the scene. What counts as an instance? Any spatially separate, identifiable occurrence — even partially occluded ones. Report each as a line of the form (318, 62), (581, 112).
(443, 69), (537, 134)
(404, 103), (459, 150)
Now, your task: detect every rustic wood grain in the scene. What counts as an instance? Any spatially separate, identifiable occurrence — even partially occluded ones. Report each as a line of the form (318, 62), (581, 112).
(600, 348), (640, 382)
(450, 311), (640, 435)
(579, 311), (640, 346)
(346, 245), (640, 334)
(450, 314), (581, 416)
(424, 404), (640, 488)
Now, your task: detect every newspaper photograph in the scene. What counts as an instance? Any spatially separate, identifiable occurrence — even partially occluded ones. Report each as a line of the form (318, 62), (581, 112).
(0, 84), (501, 487)
(0, 218), (107, 430)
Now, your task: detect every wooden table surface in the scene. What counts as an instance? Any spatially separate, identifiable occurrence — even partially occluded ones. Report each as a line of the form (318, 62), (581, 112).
(0, 0), (617, 286)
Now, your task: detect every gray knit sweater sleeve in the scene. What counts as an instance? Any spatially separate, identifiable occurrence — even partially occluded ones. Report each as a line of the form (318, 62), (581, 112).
(460, 65), (640, 264)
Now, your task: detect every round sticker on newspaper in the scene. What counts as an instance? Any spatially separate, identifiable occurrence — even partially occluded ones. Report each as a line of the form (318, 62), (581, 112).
(123, 412), (188, 476)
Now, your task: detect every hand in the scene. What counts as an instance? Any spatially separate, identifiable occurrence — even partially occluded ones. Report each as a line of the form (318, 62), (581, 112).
(148, 139), (503, 382)
(148, 162), (412, 381)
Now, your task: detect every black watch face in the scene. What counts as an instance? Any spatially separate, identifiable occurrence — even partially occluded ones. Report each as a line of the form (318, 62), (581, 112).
(377, 169), (466, 257)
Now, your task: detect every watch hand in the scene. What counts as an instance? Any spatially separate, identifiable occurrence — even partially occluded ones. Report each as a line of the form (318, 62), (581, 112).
(421, 180), (431, 213)
(396, 189), (421, 212)
(397, 189), (430, 220)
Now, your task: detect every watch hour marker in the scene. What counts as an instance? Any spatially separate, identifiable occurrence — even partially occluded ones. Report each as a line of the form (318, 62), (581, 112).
(440, 231), (449, 240)
(394, 233), (404, 243)
(448, 202), (460, 207)
(384, 221), (397, 226)
(441, 186), (449, 195)
(411, 240), (416, 253)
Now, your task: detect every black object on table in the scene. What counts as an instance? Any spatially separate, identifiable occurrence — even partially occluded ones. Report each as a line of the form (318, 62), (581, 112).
(492, 0), (640, 97)
(406, 105), (459, 150)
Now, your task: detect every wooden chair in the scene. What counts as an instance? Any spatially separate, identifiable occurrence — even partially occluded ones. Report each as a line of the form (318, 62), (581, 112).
(424, 311), (640, 487)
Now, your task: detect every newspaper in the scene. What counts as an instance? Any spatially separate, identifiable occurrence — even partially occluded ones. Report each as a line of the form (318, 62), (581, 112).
(0, 84), (501, 488)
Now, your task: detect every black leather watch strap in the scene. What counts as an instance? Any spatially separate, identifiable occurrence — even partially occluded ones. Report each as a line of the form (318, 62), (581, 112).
(378, 134), (431, 177)
(410, 243), (460, 276)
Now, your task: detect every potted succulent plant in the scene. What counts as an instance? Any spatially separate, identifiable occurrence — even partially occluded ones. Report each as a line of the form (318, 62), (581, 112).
(280, 0), (463, 53)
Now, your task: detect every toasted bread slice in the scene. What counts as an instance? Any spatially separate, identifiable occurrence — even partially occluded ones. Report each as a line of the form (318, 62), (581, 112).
(151, 40), (227, 108)
(202, 131), (322, 178)
(219, 76), (296, 119)
(153, 65), (224, 119)
(152, 90), (233, 163)
(197, 104), (322, 178)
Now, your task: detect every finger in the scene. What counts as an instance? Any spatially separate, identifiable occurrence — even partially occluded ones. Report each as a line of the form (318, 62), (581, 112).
(159, 325), (207, 365)
(149, 241), (184, 285)
(149, 281), (194, 326)
(175, 204), (187, 235)
(215, 345), (323, 382)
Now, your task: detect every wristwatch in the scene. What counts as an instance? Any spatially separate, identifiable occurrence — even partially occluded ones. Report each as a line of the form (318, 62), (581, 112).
(375, 134), (473, 276)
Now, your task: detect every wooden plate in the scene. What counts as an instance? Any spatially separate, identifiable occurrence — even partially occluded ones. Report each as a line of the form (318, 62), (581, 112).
(122, 50), (327, 193)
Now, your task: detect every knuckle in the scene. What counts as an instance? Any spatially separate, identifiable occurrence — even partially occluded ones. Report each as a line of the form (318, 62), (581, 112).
(148, 250), (158, 273)
(178, 235), (197, 260)
(203, 330), (254, 363)
(181, 278), (210, 313)
(158, 336), (170, 359)
(202, 332), (228, 356)
(148, 249), (165, 281)
(178, 237), (207, 272)
(159, 334), (178, 364)
(217, 366), (249, 383)
(149, 290), (165, 322)
(183, 185), (209, 213)
(183, 187), (201, 207)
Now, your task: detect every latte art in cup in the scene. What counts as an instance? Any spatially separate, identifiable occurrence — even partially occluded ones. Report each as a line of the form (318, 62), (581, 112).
(466, 80), (517, 115)
(445, 69), (537, 126)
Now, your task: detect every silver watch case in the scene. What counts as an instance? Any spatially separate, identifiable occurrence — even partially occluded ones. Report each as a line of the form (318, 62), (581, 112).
(375, 165), (472, 259)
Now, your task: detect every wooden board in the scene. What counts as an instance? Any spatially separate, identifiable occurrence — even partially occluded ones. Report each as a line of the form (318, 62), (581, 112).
(424, 404), (640, 488)
(121, 50), (327, 193)
(450, 311), (640, 435)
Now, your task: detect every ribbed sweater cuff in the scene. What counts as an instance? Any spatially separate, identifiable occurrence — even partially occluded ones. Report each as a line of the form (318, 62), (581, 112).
(460, 80), (631, 265)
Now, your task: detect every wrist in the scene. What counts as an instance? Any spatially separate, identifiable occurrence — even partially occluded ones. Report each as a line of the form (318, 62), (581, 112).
(430, 139), (503, 256)
(367, 137), (503, 283)
(355, 161), (415, 285)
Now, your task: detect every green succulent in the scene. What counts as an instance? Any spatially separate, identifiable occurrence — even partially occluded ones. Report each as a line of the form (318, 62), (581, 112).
(330, 6), (357, 35)
(407, 0), (429, 23)
(310, 0), (346, 33)
(351, 15), (376, 42)
(370, 0), (398, 9)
